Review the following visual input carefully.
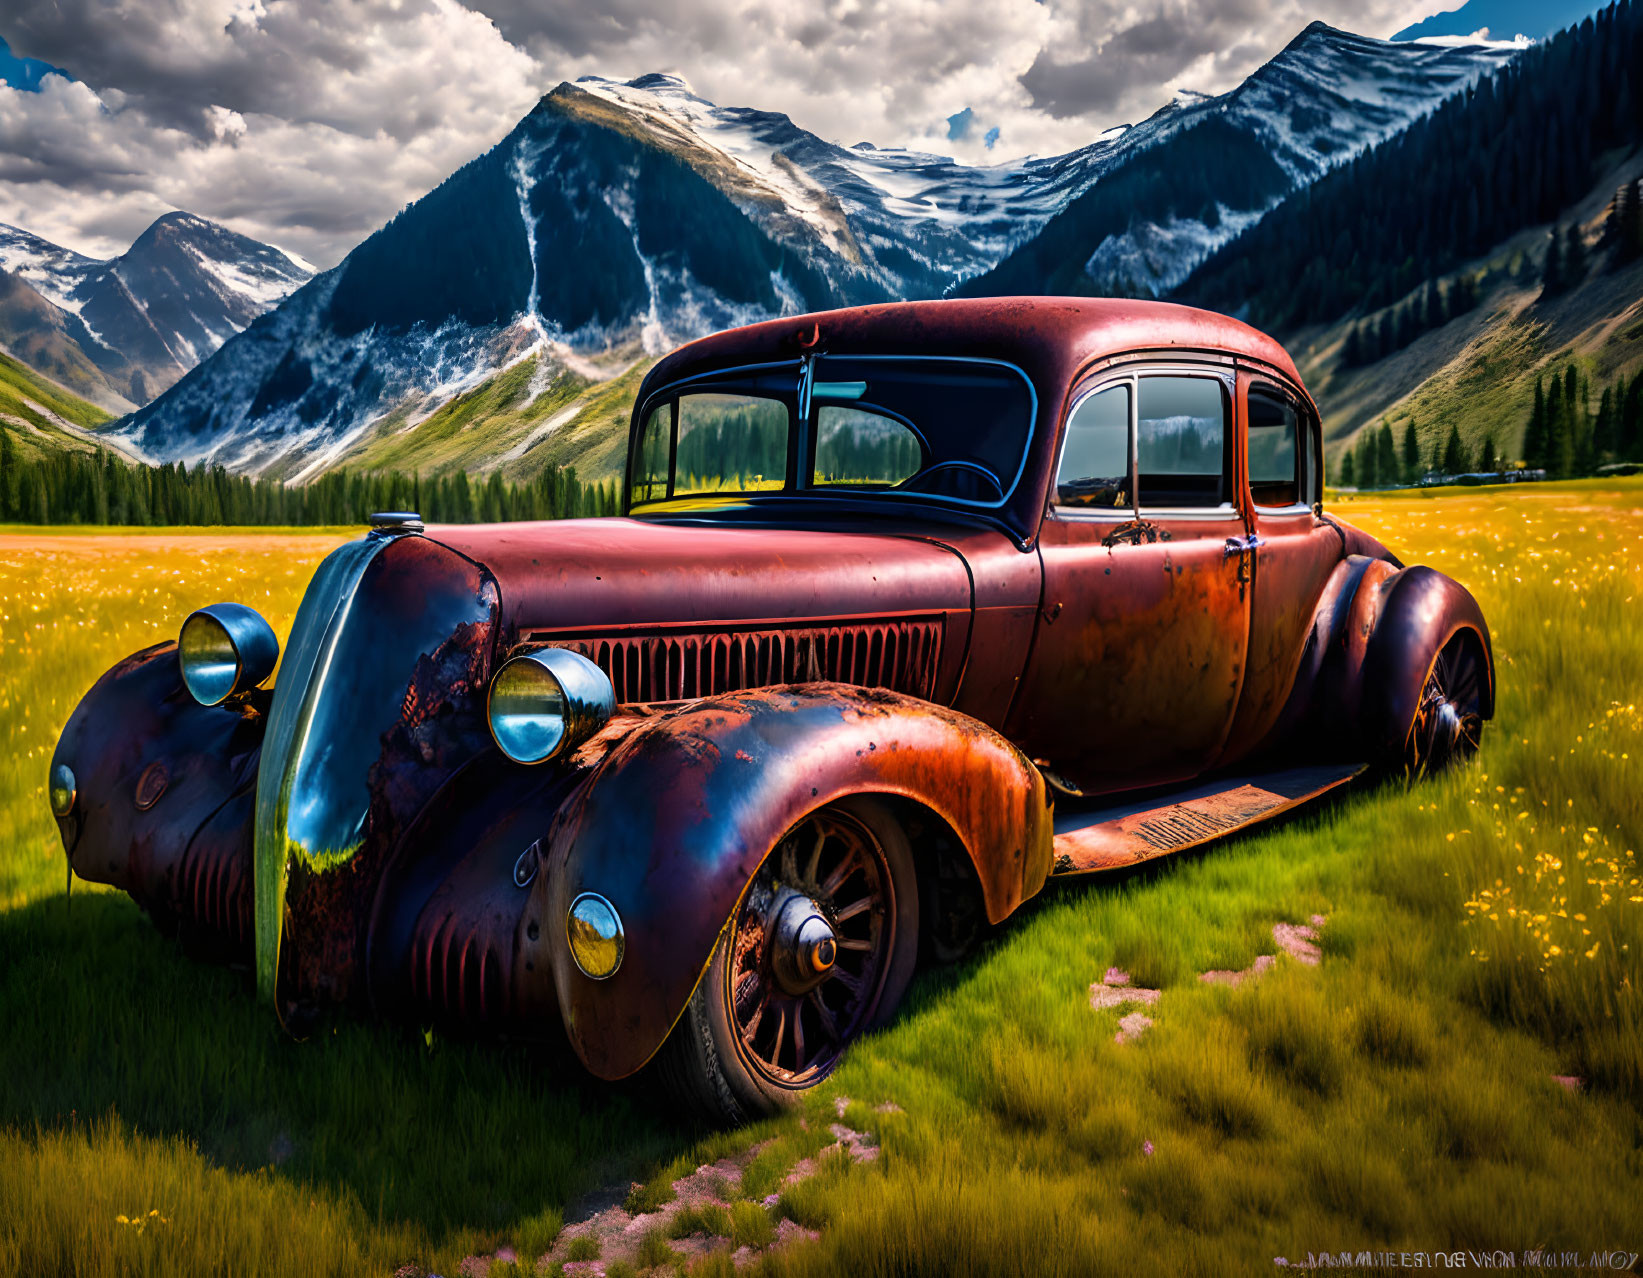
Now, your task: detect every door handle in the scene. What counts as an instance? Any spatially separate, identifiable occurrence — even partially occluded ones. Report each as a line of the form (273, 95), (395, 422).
(1223, 534), (1266, 559)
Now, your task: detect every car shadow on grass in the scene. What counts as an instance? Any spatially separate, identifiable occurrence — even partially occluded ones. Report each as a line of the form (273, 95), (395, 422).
(0, 886), (700, 1239)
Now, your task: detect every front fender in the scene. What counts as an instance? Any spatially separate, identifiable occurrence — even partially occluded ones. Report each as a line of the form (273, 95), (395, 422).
(536, 683), (1053, 1080)
(51, 642), (264, 949)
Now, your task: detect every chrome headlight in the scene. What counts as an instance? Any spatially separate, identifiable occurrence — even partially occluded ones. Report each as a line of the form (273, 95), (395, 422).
(179, 603), (279, 707)
(48, 762), (76, 817)
(488, 648), (615, 764)
(567, 892), (624, 979)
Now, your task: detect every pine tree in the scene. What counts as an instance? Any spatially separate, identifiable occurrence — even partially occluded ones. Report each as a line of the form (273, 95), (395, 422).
(1573, 379), (1597, 476)
(1562, 223), (1587, 285)
(1525, 374), (1548, 468)
(1357, 431), (1379, 488)
(1622, 373), (1643, 460)
(1376, 420), (1399, 487)
(1546, 374), (1568, 476)
(1342, 322), (1363, 367)
(1594, 386), (1616, 459)
(1340, 449), (1357, 488)
(1621, 177), (1643, 263)
(0, 427), (15, 521)
(1479, 433), (1498, 473)
(1402, 419), (1421, 482)
(1442, 422), (1468, 474)
(1541, 227), (1565, 296)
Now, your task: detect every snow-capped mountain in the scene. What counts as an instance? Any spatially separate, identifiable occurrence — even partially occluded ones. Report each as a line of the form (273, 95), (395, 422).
(109, 22), (1521, 480)
(0, 212), (312, 407)
(563, 72), (1131, 297)
(961, 22), (1522, 298)
(573, 20), (1518, 301)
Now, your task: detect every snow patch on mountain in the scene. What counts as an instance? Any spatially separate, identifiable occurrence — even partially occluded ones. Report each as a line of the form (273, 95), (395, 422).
(1084, 207), (1270, 297)
(0, 224), (98, 311)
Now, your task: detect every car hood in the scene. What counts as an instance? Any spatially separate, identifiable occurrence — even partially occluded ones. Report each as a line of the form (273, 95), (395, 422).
(424, 516), (975, 635)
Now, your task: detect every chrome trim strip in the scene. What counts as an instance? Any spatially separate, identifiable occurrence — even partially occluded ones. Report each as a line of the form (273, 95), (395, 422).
(253, 534), (390, 1004)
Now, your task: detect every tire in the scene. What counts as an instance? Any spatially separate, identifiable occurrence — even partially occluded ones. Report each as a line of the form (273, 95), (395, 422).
(656, 796), (920, 1124)
(1403, 632), (1487, 777)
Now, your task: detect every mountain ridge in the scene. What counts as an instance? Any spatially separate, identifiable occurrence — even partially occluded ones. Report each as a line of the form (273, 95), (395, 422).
(104, 22), (1523, 483)
(0, 211), (313, 409)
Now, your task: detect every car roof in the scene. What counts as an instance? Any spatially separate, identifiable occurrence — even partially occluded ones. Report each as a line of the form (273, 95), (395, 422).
(641, 296), (1307, 395)
(632, 297), (1312, 545)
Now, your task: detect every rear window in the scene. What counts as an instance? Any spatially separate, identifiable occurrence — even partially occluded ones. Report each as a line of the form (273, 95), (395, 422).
(1249, 390), (1300, 508)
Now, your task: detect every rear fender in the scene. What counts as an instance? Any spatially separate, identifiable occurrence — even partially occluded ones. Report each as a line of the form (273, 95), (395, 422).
(532, 683), (1053, 1080)
(1358, 566), (1495, 759)
(1265, 555), (1493, 759)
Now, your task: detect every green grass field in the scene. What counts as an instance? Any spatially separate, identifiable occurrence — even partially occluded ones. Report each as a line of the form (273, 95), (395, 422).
(1, 484), (1640, 1275)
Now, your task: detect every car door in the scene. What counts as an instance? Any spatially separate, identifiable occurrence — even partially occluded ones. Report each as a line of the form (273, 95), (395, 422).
(1006, 361), (1253, 796)
(1217, 368), (1343, 762)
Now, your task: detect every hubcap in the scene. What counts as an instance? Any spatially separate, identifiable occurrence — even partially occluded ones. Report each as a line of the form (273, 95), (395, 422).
(723, 807), (894, 1087)
(770, 892), (838, 994)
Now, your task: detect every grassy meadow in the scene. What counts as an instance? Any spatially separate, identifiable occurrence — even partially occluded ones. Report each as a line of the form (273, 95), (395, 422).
(1, 482), (1640, 1275)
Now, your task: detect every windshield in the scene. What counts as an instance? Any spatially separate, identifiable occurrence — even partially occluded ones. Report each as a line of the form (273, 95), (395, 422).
(629, 356), (1035, 512)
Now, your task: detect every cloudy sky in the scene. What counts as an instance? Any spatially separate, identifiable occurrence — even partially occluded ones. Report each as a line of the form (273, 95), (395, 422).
(0, 0), (1460, 269)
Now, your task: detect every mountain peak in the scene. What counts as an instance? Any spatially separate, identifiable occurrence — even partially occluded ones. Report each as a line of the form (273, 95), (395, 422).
(149, 209), (213, 231)
(625, 71), (693, 94)
(1282, 19), (1359, 52)
(573, 71), (697, 99)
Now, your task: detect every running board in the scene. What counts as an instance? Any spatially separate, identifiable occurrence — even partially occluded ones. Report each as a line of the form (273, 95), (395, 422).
(1050, 762), (1367, 876)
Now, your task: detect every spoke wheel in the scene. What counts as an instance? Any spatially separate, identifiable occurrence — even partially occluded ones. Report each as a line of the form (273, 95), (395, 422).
(656, 796), (919, 1123)
(1406, 634), (1486, 776)
(725, 807), (895, 1087)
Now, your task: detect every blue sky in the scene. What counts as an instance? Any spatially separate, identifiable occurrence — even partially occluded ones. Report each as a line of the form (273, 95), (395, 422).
(0, 35), (64, 92)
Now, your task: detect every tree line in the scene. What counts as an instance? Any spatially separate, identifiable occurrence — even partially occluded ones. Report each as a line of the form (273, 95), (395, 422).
(1337, 364), (1643, 487)
(1339, 274), (1481, 368)
(0, 430), (618, 526)
(1337, 418), (1496, 489)
(1523, 364), (1643, 476)
(1179, 0), (1643, 333)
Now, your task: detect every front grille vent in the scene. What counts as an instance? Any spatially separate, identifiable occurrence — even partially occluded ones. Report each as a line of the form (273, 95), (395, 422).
(532, 618), (944, 704)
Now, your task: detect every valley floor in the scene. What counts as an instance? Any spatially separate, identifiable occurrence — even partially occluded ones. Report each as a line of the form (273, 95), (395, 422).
(1, 484), (1639, 1275)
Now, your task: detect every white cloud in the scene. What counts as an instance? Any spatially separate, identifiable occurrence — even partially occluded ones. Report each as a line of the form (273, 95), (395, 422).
(0, 0), (1457, 266)
(0, 0), (543, 264)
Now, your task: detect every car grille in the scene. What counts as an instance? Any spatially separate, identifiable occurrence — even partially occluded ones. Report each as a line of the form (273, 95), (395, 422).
(532, 618), (945, 704)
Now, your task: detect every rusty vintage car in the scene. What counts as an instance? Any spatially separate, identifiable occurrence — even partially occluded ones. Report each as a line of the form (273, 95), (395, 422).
(50, 298), (1492, 1121)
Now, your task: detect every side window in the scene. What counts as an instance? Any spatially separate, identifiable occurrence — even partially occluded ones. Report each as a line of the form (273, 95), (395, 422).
(632, 400), (672, 504)
(1056, 382), (1131, 509)
(1137, 376), (1228, 509)
(673, 393), (790, 495)
(1249, 390), (1300, 508)
(813, 405), (924, 488)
